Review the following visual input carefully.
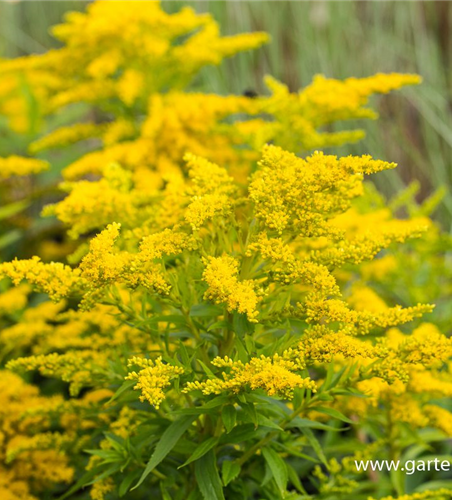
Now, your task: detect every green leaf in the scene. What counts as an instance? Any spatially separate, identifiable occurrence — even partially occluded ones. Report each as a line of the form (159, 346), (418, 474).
(390, 465), (405, 496)
(190, 303), (223, 317)
(222, 404), (237, 433)
(58, 467), (100, 500)
(119, 470), (140, 497)
(262, 447), (288, 496)
(197, 359), (216, 378)
(208, 320), (228, 331)
(133, 415), (196, 489)
(107, 380), (136, 404)
(86, 463), (123, 485)
(174, 395), (231, 415)
(234, 334), (249, 362)
(0, 230), (21, 250)
(287, 463), (308, 494)
(300, 428), (328, 467)
(160, 482), (172, 500)
(256, 414), (283, 431)
(239, 411), (283, 431)
(221, 423), (264, 444)
(313, 406), (353, 424)
(233, 312), (253, 336)
(178, 437), (219, 468)
(322, 365), (347, 392)
(160, 484), (173, 500)
(319, 361), (335, 394)
(287, 417), (340, 432)
(178, 341), (191, 366)
(241, 402), (258, 427)
(292, 388), (304, 410)
(0, 199), (29, 220)
(222, 461), (241, 486)
(195, 450), (225, 500)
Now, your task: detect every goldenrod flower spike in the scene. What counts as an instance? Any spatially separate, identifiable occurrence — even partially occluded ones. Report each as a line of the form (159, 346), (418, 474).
(126, 356), (184, 409)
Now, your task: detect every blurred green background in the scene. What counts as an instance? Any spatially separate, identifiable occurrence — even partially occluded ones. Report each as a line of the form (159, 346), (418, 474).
(1, 0), (451, 227)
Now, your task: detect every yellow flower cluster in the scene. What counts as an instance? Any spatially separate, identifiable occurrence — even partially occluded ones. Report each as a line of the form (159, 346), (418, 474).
(0, 284), (30, 315)
(41, 164), (141, 239)
(0, 371), (74, 500)
(6, 432), (71, 463)
(6, 352), (101, 396)
(424, 404), (452, 437)
(0, 0), (420, 204)
(302, 293), (433, 334)
(80, 222), (173, 298)
(126, 356), (184, 409)
(0, 141), (438, 425)
(0, 156), (49, 179)
(139, 229), (194, 260)
(313, 457), (358, 496)
(246, 232), (339, 294)
(29, 123), (105, 154)
(0, 257), (81, 301)
(90, 478), (114, 500)
(184, 154), (236, 230)
(249, 145), (396, 236)
(184, 354), (315, 399)
(0, 300), (65, 352)
(300, 326), (379, 363)
(202, 255), (262, 322)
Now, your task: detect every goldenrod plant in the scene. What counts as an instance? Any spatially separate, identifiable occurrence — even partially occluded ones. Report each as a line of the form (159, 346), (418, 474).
(0, 2), (451, 500)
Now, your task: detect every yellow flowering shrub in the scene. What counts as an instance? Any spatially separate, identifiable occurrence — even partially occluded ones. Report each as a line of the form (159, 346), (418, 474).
(0, 2), (451, 500)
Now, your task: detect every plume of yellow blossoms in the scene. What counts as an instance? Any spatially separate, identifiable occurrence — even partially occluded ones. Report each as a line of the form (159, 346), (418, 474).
(249, 145), (396, 236)
(126, 356), (184, 409)
(0, 156), (49, 179)
(0, 257), (81, 301)
(202, 256), (262, 322)
(0, 371), (74, 500)
(184, 354), (315, 399)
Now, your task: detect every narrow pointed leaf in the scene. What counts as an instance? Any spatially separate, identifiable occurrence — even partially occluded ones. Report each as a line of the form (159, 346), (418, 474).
(262, 447), (288, 496)
(133, 415), (196, 489)
(178, 437), (219, 468)
(195, 450), (225, 500)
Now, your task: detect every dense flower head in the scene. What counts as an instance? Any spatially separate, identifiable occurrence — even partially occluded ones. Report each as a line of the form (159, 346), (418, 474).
(0, 257), (81, 301)
(0, 156), (49, 179)
(184, 354), (315, 399)
(126, 356), (184, 409)
(249, 145), (396, 236)
(202, 255), (262, 322)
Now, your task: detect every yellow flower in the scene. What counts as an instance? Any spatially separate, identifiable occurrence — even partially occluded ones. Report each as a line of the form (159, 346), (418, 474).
(249, 145), (395, 235)
(0, 156), (49, 179)
(0, 284), (30, 315)
(184, 354), (315, 399)
(424, 405), (452, 437)
(126, 356), (184, 409)
(202, 255), (261, 322)
(0, 257), (81, 301)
